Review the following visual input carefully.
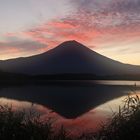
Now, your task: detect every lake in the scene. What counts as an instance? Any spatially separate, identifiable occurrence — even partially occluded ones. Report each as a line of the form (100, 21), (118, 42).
(0, 80), (140, 136)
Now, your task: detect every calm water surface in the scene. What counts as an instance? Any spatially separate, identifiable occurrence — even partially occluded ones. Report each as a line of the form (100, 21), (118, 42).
(0, 80), (140, 136)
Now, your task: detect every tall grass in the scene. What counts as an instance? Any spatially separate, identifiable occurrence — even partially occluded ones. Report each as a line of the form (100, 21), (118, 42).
(0, 104), (72, 140)
(94, 95), (140, 140)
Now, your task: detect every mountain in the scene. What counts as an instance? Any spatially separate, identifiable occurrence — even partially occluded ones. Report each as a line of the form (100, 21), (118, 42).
(0, 40), (140, 76)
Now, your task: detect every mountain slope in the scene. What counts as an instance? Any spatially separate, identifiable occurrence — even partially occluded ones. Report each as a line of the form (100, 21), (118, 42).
(0, 40), (140, 76)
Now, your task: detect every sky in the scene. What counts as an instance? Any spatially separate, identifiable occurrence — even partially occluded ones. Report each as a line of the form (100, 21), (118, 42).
(0, 0), (140, 65)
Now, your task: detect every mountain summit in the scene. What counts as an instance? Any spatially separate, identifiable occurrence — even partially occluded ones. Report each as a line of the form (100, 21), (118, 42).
(54, 40), (85, 48)
(0, 40), (140, 76)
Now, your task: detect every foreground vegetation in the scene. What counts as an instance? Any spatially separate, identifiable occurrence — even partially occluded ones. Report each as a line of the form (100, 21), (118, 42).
(0, 95), (140, 140)
(94, 95), (140, 140)
(0, 105), (71, 140)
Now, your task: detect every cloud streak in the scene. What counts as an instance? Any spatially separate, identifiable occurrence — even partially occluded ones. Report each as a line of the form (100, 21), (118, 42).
(0, 38), (47, 59)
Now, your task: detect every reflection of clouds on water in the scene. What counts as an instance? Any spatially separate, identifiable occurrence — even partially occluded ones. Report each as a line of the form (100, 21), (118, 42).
(0, 98), (106, 135)
(0, 90), (140, 135)
(95, 80), (140, 87)
(95, 91), (140, 115)
(0, 82), (140, 135)
(0, 98), (31, 111)
(0, 98), (53, 117)
(0, 83), (139, 118)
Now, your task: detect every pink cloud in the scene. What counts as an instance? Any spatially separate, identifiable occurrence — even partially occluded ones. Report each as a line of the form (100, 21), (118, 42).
(1, 0), (140, 60)
(23, 17), (102, 49)
(5, 33), (17, 37)
(22, 12), (140, 52)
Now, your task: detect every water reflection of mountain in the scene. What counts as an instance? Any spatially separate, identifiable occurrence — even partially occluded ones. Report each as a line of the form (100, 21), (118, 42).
(0, 82), (139, 118)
